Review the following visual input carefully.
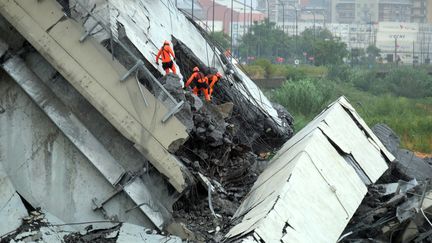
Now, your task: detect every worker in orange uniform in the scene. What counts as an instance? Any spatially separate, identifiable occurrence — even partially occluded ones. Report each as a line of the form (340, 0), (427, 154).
(185, 67), (210, 101)
(156, 40), (177, 75)
(207, 72), (222, 96)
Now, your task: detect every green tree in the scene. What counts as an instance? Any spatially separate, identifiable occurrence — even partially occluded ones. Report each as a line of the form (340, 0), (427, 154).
(366, 45), (380, 57)
(314, 39), (348, 66)
(237, 21), (294, 62)
(366, 45), (381, 66)
(209, 31), (230, 50)
(299, 28), (348, 66)
(237, 24), (348, 66)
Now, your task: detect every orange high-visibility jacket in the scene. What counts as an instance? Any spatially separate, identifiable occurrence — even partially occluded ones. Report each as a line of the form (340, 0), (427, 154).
(185, 72), (207, 88)
(156, 45), (175, 63)
(208, 75), (219, 89)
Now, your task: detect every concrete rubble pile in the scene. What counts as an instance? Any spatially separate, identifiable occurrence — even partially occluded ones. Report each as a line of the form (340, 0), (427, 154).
(1, 209), (182, 243)
(159, 73), (290, 241)
(340, 124), (432, 243)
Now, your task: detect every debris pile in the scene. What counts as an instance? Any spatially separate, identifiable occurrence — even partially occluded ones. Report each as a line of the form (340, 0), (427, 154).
(64, 223), (182, 243)
(1, 210), (48, 243)
(340, 124), (432, 242)
(158, 73), (279, 241)
(0, 209), (182, 243)
(340, 176), (432, 242)
(1, 209), (79, 243)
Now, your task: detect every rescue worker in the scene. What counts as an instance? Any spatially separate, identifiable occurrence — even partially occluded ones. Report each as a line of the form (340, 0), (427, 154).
(207, 72), (222, 96)
(185, 67), (210, 101)
(156, 40), (177, 75)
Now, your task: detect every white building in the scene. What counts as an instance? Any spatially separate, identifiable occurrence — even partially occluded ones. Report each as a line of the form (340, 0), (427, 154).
(276, 21), (375, 50)
(274, 20), (432, 64)
(376, 22), (432, 64)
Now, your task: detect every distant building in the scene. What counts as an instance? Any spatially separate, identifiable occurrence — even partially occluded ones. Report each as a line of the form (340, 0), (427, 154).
(177, 0), (205, 19)
(331, 0), (378, 24)
(428, 0), (432, 22)
(330, 0), (429, 24)
(277, 21), (375, 50)
(278, 0), (301, 23)
(300, 0), (330, 24)
(257, 0), (300, 23)
(357, 0), (379, 23)
(411, 0), (428, 23)
(198, 0), (265, 44)
(331, 0), (356, 24)
(378, 0), (412, 22)
(257, 0), (331, 32)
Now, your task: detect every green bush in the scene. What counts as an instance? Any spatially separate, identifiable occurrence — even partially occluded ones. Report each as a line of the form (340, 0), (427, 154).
(251, 58), (272, 78)
(383, 68), (432, 98)
(272, 78), (336, 116)
(285, 66), (306, 81)
(268, 65), (288, 78)
(243, 65), (265, 79)
(327, 65), (352, 82)
(347, 67), (432, 98)
(298, 65), (328, 77)
(350, 69), (378, 92)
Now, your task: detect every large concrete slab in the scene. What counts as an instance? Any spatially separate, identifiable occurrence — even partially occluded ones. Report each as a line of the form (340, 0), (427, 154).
(0, 73), (153, 230)
(0, 0), (191, 192)
(0, 51), (171, 229)
(0, 162), (28, 236)
(226, 97), (394, 243)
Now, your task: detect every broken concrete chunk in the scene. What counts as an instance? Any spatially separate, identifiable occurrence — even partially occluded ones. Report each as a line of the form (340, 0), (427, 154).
(373, 179), (418, 196)
(0, 163), (28, 236)
(373, 124), (432, 181)
(216, 102), (234, 119)
(165, 222), (196, 241)
(372, 123), (400, 155)
(396, 149), (432, 180)
(226, 97), (392, 243)
(272, 102), (294, 127)
(188, 93), (204, 111)
(117, 223), (182, 243)
(208, 130), (224, 147)
(196, 127), (206, 134)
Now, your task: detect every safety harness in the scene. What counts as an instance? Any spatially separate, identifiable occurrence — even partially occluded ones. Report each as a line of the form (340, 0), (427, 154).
(193, 71), (208, 89)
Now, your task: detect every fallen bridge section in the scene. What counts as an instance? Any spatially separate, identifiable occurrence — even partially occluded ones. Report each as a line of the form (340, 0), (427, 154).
(225, 97), (395, 243)
(0, 0), (191, 192)
(0, 45), (170, 229)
